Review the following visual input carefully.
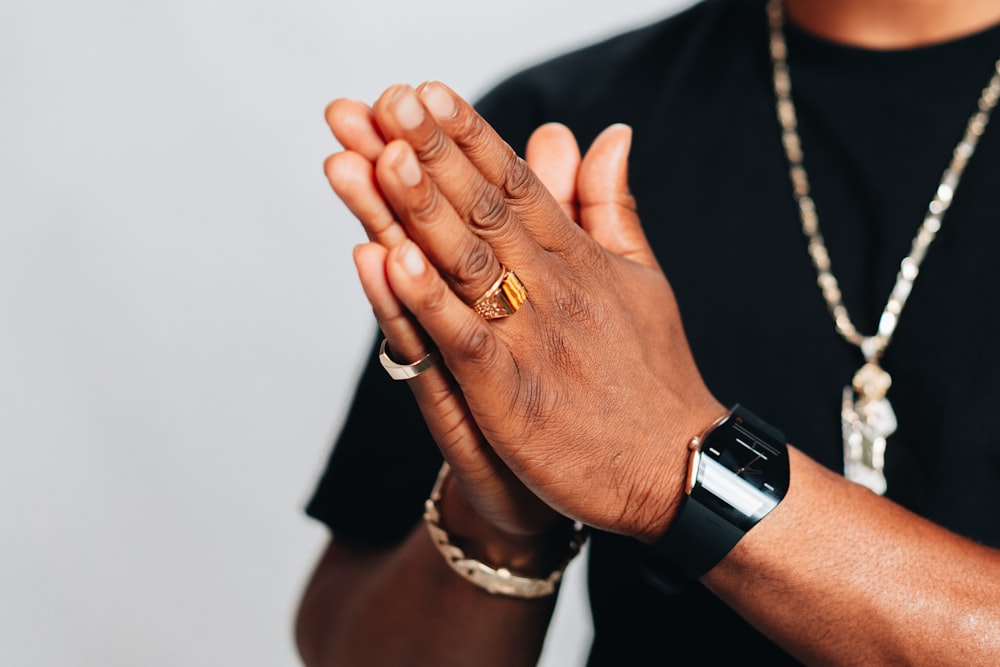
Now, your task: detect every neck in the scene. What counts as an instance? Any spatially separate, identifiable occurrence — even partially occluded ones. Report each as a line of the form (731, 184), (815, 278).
(785, 0), (1000, 49)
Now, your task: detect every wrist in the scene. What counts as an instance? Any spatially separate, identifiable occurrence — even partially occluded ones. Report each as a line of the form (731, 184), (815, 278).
(628, 397), (730, 544)
(436, 469), (578, 578)
(642, 404), (791, 592)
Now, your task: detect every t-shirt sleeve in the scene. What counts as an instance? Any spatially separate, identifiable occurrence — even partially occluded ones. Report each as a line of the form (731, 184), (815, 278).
(303, 76), (551, 547)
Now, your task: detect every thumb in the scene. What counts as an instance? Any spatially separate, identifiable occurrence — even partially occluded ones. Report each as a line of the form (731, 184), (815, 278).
(525, 122), (582, 221)
(578, 124), (657, 267)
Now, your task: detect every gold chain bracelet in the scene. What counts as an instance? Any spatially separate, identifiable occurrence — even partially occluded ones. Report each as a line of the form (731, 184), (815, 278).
(423, 462), (588, 598)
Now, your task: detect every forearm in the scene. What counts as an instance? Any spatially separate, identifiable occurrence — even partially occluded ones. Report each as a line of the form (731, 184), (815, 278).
(705, 447), (1000, 665)
(296, 465), (581, 667)
(296, 525), (559, 667)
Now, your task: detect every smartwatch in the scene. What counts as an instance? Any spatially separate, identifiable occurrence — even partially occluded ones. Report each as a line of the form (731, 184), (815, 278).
(643, 404), (789, 593)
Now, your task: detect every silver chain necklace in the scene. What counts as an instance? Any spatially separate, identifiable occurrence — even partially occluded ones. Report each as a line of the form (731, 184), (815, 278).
(766, 0), (1000, 494)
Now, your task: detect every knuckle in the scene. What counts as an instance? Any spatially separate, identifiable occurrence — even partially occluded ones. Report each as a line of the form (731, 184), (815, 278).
(433, 414), (475, 451)
(534, 221), (579, 255)
(580, 191), (638, 213)
(564, 241), (618, 291)
(501, 156), (536, 200)
(455, 114), (493, 155)
(406, 182), (442, 221)
(381, 307), (412, 334)
(451, 317), (497, 366)
(469, 182), (510, 231)
(553, 286), (591, 325)
(423, 390), (475, 445)
(551, 278), (607, 329)
(450, 240), (496, 293)
(412, 127), (452, 167)
(508, 367), (561, 435)
(541, 326), (581, 380)
(354, 209), (397, 245)
(415, 276), (451, 317)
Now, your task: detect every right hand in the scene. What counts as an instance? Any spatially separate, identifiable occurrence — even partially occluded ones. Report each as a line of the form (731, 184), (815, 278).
(324, 96), (640, 553)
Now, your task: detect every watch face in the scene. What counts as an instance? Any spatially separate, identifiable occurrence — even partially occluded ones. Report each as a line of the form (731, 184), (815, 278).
(690, 413), (790, 530)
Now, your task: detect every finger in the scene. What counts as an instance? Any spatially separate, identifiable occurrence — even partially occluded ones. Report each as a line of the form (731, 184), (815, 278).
(374, 139), (505, 304)
(324, 150), (408, 248)
(382, 239), (517, 428)
(372, 83), (597, 328)
(353, 242), (431, 363)
(415, 81), (588, 255)
(525, 122), (581, 222)
(354, 243), (499, 478)
(364, 241), (532, 504)
(578, 124), (659, 268)
(370, 84), (533, 301)
(373, 83), (579, 273)
(325, 98), (386, 161)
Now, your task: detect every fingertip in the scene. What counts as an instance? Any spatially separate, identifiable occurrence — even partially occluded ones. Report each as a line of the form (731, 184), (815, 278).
(598, 122), (632, 135)
(418, 81), (458, 120)
(609, 123), (633, 154)
(353, 242), (389, 301)
(382, 241), (433, 316)
(590, 123), (633, 161)
(373, 83), (419, 131)
(526, 123), (581, 205)
(540, 121), (571, 132)
(324, 150), (356, 175)
(373, 139), (413, 186)
(385, 240), (429, 286)
(372, 83), (406, 111)
(396, 240), (427, 277)
(325, 97), (369, 129)
(418, 80), (458, 99)
(323, 151), (348, 189)
(323, 152), (338, 178)
(579, 123), (634, 203)
(353, 241), (387, 266)
(526, 122), (578, 150)
(327, 98), (387, 159)
(324, 97), (345, 126)
(356, 245), (420, 332)
(324, 151), (371, 193)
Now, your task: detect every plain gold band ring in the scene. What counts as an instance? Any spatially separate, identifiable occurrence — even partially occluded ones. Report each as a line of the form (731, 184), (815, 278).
(378, 338), (439, 380)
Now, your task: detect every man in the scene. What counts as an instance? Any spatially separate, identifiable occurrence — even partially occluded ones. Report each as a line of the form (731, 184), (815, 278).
(297, 0), (1000, 663)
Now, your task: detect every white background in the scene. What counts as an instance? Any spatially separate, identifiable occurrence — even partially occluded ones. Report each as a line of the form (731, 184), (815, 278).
(0, 1), (690, 665)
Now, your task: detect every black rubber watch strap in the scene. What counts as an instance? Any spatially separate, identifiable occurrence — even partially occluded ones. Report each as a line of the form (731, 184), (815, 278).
(646, 492), (746, 583)
(642, 404), (788, 594)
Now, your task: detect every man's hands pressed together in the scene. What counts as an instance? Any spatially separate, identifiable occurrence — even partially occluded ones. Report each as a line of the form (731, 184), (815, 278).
(325, 80), (726, 543)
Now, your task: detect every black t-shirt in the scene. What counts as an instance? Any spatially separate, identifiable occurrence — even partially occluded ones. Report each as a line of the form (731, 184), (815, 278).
(307, 0), (1000, 662)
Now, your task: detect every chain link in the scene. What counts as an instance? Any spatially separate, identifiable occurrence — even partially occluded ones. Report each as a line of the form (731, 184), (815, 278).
(766, 0), (1000, 362)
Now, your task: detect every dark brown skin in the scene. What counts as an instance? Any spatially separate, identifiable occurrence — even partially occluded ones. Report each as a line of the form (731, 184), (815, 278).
(297, 3), (1000, 665)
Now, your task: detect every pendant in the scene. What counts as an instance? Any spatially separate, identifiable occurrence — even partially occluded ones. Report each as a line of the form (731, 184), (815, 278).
(841, 362), (895, 495)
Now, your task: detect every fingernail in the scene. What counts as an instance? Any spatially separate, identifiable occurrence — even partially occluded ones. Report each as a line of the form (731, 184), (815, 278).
(394, 88), (425, 130)
(395, 149), (422, 186)
(421, 83), (457, 119)
(610, 122), (633, 138)
(399, 240), (425, 276)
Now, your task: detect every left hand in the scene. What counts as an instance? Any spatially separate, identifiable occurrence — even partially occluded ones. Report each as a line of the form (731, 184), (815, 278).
(360, 81), (725, 541)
